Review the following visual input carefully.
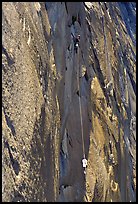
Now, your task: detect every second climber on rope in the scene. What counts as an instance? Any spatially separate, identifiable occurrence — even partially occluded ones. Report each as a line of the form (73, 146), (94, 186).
(74, 34), (80, 54)
(82, 158), (88, 174)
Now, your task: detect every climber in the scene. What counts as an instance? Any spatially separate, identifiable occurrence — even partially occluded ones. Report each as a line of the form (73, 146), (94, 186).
(71, 33), (80, 54)
(74, 34), (80, 54)
(82, 158), (87, 174)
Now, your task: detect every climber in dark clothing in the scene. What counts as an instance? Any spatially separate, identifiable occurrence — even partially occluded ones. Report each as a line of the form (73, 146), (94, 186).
(74, 35), (80, 54)
(71, 33), (80, 54)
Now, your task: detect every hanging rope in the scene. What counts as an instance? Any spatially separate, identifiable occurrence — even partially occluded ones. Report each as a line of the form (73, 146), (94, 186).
(76, 46), (85, 159)
(74, 15), (85, 159)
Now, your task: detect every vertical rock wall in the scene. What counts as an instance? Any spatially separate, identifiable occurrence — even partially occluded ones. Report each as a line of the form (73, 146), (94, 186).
(2, 2), (136, 202)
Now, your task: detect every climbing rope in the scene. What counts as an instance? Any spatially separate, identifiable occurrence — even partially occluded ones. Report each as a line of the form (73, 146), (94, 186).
(76, 46), (85, 159)
(73, 15), (85, 159)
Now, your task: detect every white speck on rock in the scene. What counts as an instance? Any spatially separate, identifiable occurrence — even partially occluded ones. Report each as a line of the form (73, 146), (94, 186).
(27, 26), (31, 45)
(23, 18), (25, 32)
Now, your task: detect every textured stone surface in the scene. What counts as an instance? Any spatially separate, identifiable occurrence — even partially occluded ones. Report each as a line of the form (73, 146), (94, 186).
(2, 2), (136, 202)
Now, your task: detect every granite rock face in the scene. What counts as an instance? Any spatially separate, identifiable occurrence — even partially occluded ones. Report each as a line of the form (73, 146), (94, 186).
(2, 2), (136, 202)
